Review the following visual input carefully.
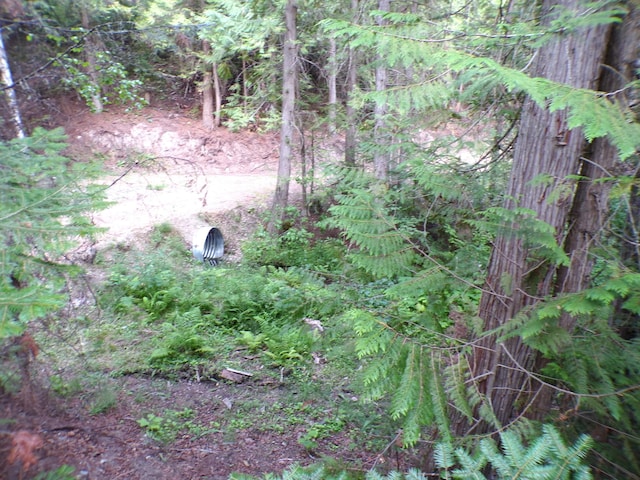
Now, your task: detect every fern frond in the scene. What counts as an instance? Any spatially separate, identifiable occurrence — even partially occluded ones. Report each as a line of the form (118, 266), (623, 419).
(326, 184), (420, 279)
(443, 357), (476, 423)
(390, 345), (423, 419)
(429, 352), (452, 443)
(452, 445), (488, 480)
(434, 442), (455, 472)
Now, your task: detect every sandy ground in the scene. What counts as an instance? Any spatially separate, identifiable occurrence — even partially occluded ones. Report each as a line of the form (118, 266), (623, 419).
(92, 171), (278, 248)
(60, 106), (289, 253)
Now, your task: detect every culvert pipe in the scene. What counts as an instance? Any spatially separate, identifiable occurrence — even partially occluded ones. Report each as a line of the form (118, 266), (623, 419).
(192, 227), (224, 265)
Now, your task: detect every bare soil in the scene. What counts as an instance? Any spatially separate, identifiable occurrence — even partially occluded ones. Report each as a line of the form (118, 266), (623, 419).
(1, 105), (417, 479)
(63, 106), (284, 251)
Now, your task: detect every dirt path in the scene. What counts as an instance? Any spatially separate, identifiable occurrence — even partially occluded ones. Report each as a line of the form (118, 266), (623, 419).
(62, 107), (285, 252)
(93, 171), (278, 249)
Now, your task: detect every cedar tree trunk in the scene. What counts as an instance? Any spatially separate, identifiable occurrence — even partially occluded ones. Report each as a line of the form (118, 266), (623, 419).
(461, 0), (617, 434)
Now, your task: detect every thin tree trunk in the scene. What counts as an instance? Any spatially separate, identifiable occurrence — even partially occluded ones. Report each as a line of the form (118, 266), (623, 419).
(460, 0), (615, 435)
(300, 119), (307, 217)
(242, 56), (248, 109)
(81, 6), (103, 113)
(201, 41), (215, 130)
(0, 32), (24, 139)
(213, 62), (222, 127)
(269, 0), (297, 234)
(344, 0), (358, 166)
(373, 0), (390, 181)
(327, 37), (337, 134)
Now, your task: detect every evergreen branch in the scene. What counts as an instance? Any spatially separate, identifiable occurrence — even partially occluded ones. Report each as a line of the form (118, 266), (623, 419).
(0, 183), (69, 223)
(499, 342), (640, 401)
(324, 12), (640, 159)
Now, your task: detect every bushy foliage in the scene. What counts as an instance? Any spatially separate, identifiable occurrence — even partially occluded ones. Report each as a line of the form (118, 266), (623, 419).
(242, 213), (346, 273)
(233, 424), (593, 479)
(318, 149), (498, 446)
(436, 424), (593, 480)
(322, 3), (639, 159)
(496, 271), (640, 471)
(0, 128), (105, 341)
(56, 50), (147, 112)
(101, 239), (347, 371)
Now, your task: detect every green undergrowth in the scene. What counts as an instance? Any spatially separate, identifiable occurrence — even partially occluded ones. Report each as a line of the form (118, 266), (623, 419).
(32, 221), (401, 459)
(95, 224), (352, 374)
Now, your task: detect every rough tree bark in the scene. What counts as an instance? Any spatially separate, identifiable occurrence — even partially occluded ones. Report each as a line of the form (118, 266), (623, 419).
(269, 0), (298, 234)
(458, 0), (620, 435)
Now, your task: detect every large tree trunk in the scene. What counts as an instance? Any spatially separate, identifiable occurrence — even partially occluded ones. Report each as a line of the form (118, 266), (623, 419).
(0, 31), (24, 139)
(269, 0), (297, 234)
(461, 0), (616, 434)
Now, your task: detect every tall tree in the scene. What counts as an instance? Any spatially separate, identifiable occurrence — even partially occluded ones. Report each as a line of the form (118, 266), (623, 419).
(269, 0), (298, 233)
(461, 0), (623, 434)
(344, 0), (359, 166)
(372, 0), (389, 181)
(201, 39), (215, 130)
(79, 3), (104, 113)
(326, 36), (338, 133)
(0, 28), (24, 139)
(0, 0), (25, 139)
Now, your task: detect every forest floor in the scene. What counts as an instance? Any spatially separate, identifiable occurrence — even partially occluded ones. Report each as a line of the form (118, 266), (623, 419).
(0, 103), (420, 479)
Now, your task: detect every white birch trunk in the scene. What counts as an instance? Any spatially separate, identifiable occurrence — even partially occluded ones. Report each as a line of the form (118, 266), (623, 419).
(0, 32), (25, 138)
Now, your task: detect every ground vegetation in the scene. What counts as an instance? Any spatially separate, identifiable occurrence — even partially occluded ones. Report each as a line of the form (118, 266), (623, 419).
(1, 0), (639, 479)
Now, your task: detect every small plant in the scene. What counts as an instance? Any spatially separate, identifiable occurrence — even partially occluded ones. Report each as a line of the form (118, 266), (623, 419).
(298, 416), (346, 450)
(49, 375), (83, 398)
(263, 327), (314, 367)
(241, 218), (345, 272)
(89, 387), (118, 414)
(237, 330), (269, 352)
(137, 408), (197, 443)
(33, 465), (76, 480)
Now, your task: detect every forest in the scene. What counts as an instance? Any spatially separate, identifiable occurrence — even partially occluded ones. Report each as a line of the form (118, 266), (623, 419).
(1, 0), (640, 479)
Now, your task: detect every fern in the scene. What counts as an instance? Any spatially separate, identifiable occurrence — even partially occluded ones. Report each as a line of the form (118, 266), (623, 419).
(325, 181), (420, 279)
(436, 424), (594, 480)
